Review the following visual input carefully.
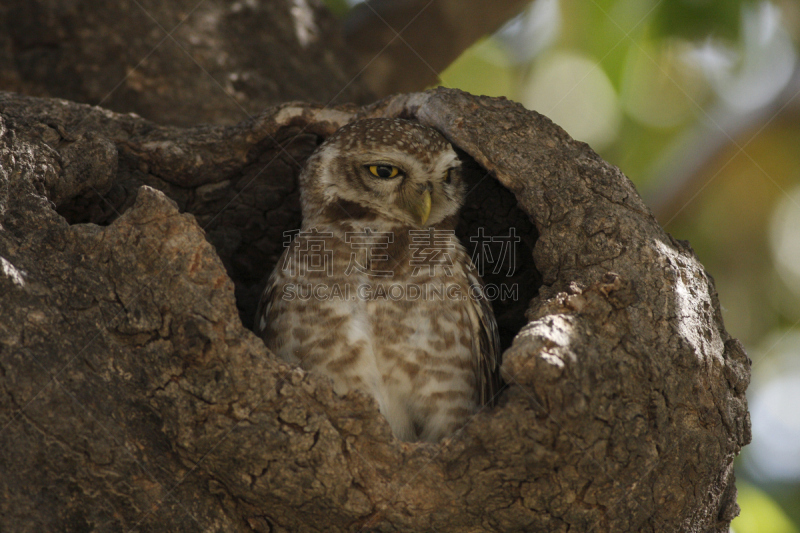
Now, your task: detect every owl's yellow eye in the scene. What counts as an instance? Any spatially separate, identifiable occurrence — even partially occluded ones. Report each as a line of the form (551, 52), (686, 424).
(444, 168), (453, 184)
(367, 165), (400, 179)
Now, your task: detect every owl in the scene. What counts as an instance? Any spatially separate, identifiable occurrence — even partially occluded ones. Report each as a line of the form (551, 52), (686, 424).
(255, 118), (500, 442)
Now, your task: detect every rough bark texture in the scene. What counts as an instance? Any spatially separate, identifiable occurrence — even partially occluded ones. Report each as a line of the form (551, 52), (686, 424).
(0, 0), (372, 126)
(0, 87), (750, 532)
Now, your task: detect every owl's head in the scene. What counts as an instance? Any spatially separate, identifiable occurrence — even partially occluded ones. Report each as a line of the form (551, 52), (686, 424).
(299, 118), (465, 229)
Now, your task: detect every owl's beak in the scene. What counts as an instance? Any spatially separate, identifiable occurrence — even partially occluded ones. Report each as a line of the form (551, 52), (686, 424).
(405, 183), (432, 226)
(417, 189), (432, 225)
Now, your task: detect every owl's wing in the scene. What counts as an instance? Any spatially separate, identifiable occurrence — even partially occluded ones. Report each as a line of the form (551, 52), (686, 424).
(463, 256), (502, 407)
(255, 245), (290, 337)
(255, 267), (279, 336)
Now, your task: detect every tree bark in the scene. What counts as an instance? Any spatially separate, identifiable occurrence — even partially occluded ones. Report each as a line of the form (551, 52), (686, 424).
(1, 87), (750, 532)
(0, 0), (372, 126)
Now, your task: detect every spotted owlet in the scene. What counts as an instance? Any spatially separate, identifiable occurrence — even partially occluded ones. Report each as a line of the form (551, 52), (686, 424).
(255, 118), (500, 442)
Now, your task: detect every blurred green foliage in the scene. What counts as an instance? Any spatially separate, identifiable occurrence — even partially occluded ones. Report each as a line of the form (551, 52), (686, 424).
(652, 0), (745, 40)
(323, 0), (351, 18)
(734, 481), (799, 533)
(439, 39), (514, 99)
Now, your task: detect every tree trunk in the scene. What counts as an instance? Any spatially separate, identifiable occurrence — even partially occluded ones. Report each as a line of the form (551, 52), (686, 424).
(0, 86), (750, 532)
(0, 0), (372, 126)
(0, 1), (750, 532)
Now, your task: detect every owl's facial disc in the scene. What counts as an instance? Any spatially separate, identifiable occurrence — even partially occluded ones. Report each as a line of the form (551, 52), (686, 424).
(362, 162), (431, 224)
(398, 157), (462, 227)
(359, 155), (457, 227)
(301, 118), (467, 228)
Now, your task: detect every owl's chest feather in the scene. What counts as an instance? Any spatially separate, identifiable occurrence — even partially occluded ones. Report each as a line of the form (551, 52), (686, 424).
(261, 224), (483, 441)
